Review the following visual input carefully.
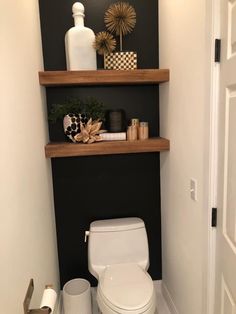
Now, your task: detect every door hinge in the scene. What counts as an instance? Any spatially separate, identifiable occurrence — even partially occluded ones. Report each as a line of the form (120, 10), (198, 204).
(211, 208), (217, 227)
(215, 39), (221, 62)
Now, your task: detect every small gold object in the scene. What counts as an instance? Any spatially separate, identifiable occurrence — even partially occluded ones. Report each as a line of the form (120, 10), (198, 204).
(127, 125), (138, 141)
(104, 2), (136, 51)
(94, 31), (116, 55)
(105, 2), (136, 36)
(131, 118), (139, 127)
(138, 122), (149, 140)
(45, 284), (53, 289)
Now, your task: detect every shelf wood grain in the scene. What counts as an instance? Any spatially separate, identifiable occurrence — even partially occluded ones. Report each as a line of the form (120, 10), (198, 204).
(45, 137), (170, 158)
(39, 69), (169, 86)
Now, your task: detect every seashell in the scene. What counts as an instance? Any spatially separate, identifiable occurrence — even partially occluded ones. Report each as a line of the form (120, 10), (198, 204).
(63, 113), (88, 142)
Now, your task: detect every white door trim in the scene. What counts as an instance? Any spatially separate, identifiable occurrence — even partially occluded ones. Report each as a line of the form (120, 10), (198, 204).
(206, 0), (220, 313)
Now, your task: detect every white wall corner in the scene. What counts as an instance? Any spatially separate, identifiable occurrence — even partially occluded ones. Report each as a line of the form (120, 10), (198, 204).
(161, 282), (179, 314)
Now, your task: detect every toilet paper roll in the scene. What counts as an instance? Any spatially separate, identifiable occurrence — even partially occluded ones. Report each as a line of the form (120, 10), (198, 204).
(40, 287), (57, 313)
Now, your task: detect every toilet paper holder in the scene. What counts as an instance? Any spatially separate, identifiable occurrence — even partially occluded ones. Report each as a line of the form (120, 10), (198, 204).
(23, 279), (52, 314)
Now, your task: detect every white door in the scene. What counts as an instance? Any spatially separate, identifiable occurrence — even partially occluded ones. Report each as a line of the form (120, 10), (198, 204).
(214, 0), (236, 313)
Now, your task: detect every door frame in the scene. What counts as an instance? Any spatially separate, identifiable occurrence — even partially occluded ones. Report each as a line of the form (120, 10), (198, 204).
(205, 0), (220, 313)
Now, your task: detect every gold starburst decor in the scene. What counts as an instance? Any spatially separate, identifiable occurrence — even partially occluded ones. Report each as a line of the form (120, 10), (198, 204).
(74, 118), (106, 144)
(94, 31), (116, 56)
(104, 2), (136, 51)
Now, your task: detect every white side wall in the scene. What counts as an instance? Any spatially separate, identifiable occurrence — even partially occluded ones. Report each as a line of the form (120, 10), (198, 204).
(159, 1), (212, 313)
(0, 1), (59, 313)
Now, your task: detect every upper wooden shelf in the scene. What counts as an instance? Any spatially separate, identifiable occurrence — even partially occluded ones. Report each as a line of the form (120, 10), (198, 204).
(39, 69), (169, 86)
(45, 137), (170, 158)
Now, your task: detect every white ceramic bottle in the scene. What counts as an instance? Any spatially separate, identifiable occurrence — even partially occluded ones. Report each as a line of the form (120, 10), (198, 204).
(65, 2), (97, 70)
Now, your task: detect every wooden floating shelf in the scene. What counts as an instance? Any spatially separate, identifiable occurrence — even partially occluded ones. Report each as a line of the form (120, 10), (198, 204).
(39, 69), (169, 86)
(45, 137), (170, 158)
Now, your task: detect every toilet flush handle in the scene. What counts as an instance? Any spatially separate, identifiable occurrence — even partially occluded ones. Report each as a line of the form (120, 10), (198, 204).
(84, 231), (90, 243)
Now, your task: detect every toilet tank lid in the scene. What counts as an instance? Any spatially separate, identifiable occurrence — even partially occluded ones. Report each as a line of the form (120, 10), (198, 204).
(90, 217), (145, 232)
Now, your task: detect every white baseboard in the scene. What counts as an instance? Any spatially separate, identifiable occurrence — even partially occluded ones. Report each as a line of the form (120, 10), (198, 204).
(153, 280), (162, 293)
(161, 282), (179, 314)
(55, 291), (62, 314)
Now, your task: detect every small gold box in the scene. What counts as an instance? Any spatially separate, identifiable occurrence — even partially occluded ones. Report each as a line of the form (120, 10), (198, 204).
(104, 51), (137, 70)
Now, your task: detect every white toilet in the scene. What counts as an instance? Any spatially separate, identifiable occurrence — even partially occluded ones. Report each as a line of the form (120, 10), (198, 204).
(87, 217), (156, 314)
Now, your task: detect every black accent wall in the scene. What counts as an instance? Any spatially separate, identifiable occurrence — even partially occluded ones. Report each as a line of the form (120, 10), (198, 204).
(39, 0), (161, 288)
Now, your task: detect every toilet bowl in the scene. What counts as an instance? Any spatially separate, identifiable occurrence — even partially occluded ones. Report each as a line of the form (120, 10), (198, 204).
(97, 263), (156, 314)
(87, 217), (157, 314)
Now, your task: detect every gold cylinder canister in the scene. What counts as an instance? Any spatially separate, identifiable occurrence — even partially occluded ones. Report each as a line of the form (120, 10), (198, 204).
(131, 118), (139, 139)
(127, 125), (138, 141)
(138, 122), (149, 140)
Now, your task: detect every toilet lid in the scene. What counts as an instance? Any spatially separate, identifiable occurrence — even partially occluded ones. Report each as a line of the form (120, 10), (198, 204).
(99, 263), (153, 311)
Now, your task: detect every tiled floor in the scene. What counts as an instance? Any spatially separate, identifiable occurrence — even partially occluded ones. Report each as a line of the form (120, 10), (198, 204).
(59, 281), (170, 314)
(91, 281), (171, 314)
(155, 290), (171, 314)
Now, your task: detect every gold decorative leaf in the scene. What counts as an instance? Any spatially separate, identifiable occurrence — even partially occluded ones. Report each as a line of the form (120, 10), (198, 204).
(74, 119), (106, 144)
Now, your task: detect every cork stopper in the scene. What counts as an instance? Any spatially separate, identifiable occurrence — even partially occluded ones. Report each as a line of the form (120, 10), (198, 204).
(72, 2), (85, 18)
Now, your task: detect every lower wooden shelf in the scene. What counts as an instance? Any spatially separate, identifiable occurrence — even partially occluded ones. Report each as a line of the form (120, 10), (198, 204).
(45, 137), (170, 158)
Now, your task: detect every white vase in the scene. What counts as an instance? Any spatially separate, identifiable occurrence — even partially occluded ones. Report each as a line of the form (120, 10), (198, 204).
(65, 2), (97, 71)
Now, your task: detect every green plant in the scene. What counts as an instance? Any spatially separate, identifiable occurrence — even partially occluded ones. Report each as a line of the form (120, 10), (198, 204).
(48, 97), (106, 123)
(83, 97), (106, 121)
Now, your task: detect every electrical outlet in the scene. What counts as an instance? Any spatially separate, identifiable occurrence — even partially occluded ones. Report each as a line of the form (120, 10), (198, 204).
(190, 178), (197, 201)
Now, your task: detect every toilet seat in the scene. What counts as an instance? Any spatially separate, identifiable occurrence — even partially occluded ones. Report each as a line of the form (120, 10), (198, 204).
(97, 263), (156, 314)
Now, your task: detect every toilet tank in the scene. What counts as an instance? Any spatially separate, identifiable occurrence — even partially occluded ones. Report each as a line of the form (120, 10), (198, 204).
(88, 217), (149, 279)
